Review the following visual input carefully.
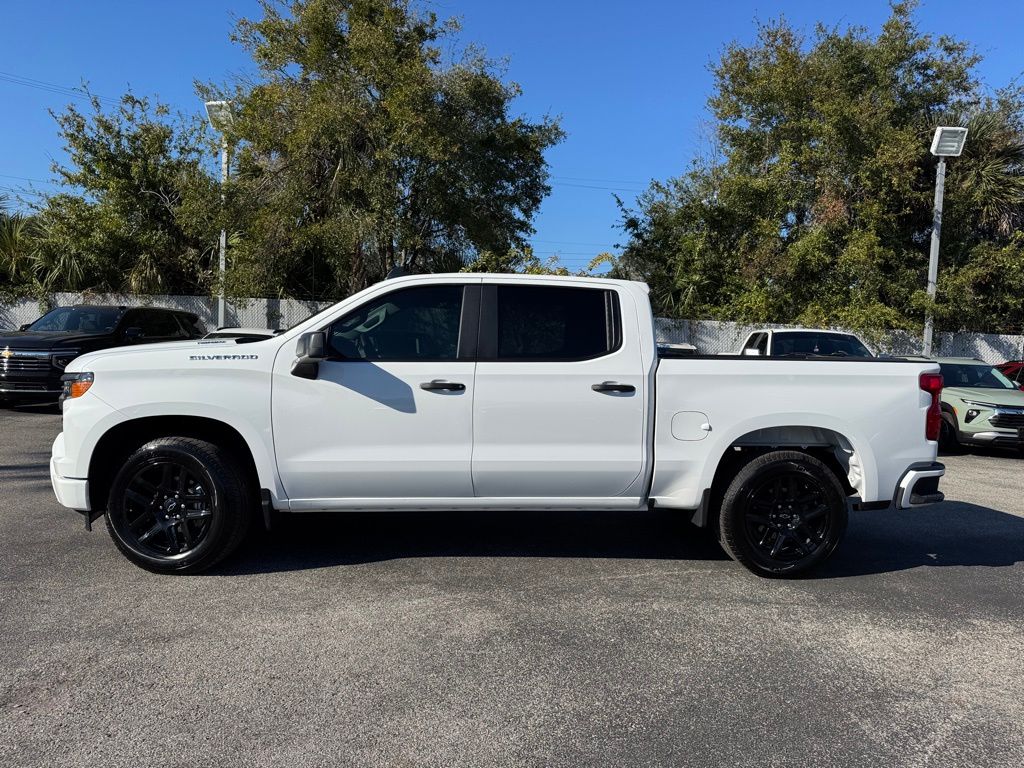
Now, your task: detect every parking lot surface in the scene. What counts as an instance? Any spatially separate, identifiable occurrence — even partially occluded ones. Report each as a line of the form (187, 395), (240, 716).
(1, 405), (1022, 768)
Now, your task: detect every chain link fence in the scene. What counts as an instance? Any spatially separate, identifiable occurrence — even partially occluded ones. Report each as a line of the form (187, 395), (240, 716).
(2, 293), (1022, 365)
(0, 293), (333, 334)
(655, 318), (1024, 363)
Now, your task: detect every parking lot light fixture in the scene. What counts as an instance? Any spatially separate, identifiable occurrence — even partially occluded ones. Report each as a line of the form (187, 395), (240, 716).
(204, 101), (234, 329)
(923, 126), (968, 357)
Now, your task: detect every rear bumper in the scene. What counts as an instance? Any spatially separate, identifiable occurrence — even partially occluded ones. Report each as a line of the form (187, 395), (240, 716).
(958, 429), (1024, 447)
(50, 433), (90, 512)
(894, 462), (945, 509)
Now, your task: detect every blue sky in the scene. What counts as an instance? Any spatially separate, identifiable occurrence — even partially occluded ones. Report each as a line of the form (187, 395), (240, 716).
(1, 1), (1022, 271)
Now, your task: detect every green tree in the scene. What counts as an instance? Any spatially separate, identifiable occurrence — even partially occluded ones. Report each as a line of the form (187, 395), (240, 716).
(614, 2), (1024, 334)
(0, 195), (42, 300)
(200, 0), (564, 299)
(35, 95), (221, 295)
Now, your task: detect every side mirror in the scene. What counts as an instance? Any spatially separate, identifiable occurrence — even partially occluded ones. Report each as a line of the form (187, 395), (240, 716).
(291, 331), (327, 380)
(18, 323), (30, 331)
(742, 348), (762, 357)
(123, 326), (143, 342)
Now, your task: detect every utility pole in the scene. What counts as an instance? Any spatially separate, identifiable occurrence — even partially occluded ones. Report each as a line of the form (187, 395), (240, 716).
(217, 134), (229, 329)
(923, 157), (945, 357)
(204, 101), (234, 329)
(923, 126), (968, 357)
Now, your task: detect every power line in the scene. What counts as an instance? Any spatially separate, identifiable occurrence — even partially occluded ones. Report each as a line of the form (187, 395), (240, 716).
(552, 175), (648, 186)
(0, 185), (48, 198)
(529, 238), (618, 247)
(0, 172), (54, 184)
(551, 181), (644, 193)
(0, 70), (120, 106)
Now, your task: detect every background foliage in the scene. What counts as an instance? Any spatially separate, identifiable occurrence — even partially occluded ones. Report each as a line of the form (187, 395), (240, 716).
(4, 0), (1023, 335)
(611, 1), (1024, 333)
(3, 0), (562, 302)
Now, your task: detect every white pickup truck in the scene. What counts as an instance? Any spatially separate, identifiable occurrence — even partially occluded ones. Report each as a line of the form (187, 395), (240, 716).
(50, 274), (946, 577)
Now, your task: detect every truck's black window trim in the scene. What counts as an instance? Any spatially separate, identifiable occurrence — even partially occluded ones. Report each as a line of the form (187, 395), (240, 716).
(477, 284), (622, 363)
(457, 286), (481, 360)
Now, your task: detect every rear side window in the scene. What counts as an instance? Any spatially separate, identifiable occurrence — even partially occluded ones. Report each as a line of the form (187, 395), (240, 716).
(141, 310), (184, 339)
(179, 314), (207, 338)
(327, 285), (464, 361)
(492, 285), (620, 361)
(743, 333), (767, 353)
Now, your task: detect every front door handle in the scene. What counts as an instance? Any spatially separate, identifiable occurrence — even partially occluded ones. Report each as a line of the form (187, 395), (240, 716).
(420, 379), (466, 392)
(591, 381), (636, 394)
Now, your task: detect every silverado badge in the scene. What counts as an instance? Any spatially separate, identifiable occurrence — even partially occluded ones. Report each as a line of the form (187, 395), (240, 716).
(1, 347), (12, 360)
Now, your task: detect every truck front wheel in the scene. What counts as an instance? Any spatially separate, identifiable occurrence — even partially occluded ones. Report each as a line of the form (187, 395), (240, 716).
(718, 450), (848, 578)
(105, 437), (252, 574)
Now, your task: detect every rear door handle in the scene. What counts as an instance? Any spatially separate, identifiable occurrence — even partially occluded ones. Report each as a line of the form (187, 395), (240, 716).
(591, 381), (635, 394)
(420, 379), (466, 392)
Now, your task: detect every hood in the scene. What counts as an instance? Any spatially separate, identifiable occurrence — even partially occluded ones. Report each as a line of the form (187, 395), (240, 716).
(943, 385), (1024, 408)
(0, 330), (113, 351)
(65, 337), (262, 371)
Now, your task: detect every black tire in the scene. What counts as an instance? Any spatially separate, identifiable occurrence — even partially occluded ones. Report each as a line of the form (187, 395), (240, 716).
(105, 437), (253, 574)
(718, 450), (848, 578)
(939, 417), (963, 454)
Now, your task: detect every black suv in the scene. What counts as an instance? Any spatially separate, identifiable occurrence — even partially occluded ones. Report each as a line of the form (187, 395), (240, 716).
(0, 305), (206, 403)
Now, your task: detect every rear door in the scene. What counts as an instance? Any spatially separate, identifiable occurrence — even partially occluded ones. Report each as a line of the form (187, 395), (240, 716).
(471, 282), (647, 501)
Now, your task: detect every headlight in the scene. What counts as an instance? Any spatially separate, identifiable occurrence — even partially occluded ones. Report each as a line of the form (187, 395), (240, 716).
(51, 352), (78, 369)
(60, 372), (94, 402)
(961, 399), (998, 408)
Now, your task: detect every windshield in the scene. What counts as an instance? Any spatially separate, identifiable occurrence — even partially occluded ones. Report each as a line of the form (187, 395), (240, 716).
(28, 306), (124, 334)
(772, 332), (872, 357)
(939, 363), (1017, 390)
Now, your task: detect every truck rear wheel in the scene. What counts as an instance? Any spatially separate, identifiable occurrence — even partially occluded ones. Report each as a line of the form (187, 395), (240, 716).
(718, 450), (847, 578)
(105, 437), (252, 574)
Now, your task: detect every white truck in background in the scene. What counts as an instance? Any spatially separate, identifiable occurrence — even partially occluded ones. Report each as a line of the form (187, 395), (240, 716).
(50, 273), (945, 577)
(738, 328), (875, 357)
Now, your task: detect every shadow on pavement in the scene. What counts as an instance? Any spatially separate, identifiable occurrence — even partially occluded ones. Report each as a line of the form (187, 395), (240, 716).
(218, 498), (1024, 578)
(820, 501), (1024, 578)
(217, 507), (729, 575)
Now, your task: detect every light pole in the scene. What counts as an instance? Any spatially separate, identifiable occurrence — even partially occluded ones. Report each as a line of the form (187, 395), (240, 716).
(923, 125), (968, 356)
(204, 100), (234, 329)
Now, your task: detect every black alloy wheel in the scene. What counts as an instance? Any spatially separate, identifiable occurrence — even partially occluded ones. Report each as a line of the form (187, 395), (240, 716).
(719, 450), (848, 577)
(106, 437), (252, 573)
(111, 458), (217, 560)
(741, 472), (832, 566)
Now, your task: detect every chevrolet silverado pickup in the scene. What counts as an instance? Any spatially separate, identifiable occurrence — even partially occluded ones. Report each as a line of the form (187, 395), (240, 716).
(50, 274), (946, 577)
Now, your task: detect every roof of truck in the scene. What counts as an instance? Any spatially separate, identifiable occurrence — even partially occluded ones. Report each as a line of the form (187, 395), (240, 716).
(755, 328), (863, 335)
(384, 272), (651, 292)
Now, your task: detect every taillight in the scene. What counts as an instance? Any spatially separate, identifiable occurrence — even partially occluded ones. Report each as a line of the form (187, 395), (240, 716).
(920, 372), (943, 441)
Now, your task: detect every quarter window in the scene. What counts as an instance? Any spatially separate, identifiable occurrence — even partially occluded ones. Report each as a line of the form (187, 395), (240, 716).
(140, 310), (183, 339)
(493, 285), (619, 360)
(327, 285), (464, 361)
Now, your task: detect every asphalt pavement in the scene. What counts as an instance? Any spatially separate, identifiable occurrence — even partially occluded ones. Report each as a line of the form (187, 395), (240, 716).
(1, 404), (1022, 768)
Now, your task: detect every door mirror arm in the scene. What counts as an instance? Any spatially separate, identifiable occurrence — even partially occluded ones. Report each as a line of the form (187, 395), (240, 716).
(291, 331), (327, 379)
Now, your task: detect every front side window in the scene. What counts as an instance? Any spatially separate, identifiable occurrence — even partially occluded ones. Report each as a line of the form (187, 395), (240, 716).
(29, 306), (124, 334)
(939, 363), (1017, 390)
(494, 285), (619, 360)
(327, 285), (464, 361)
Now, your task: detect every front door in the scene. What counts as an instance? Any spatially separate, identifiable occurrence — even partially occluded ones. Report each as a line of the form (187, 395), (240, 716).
(272, 282), (478, 506)
(471, 282), (647, 501)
